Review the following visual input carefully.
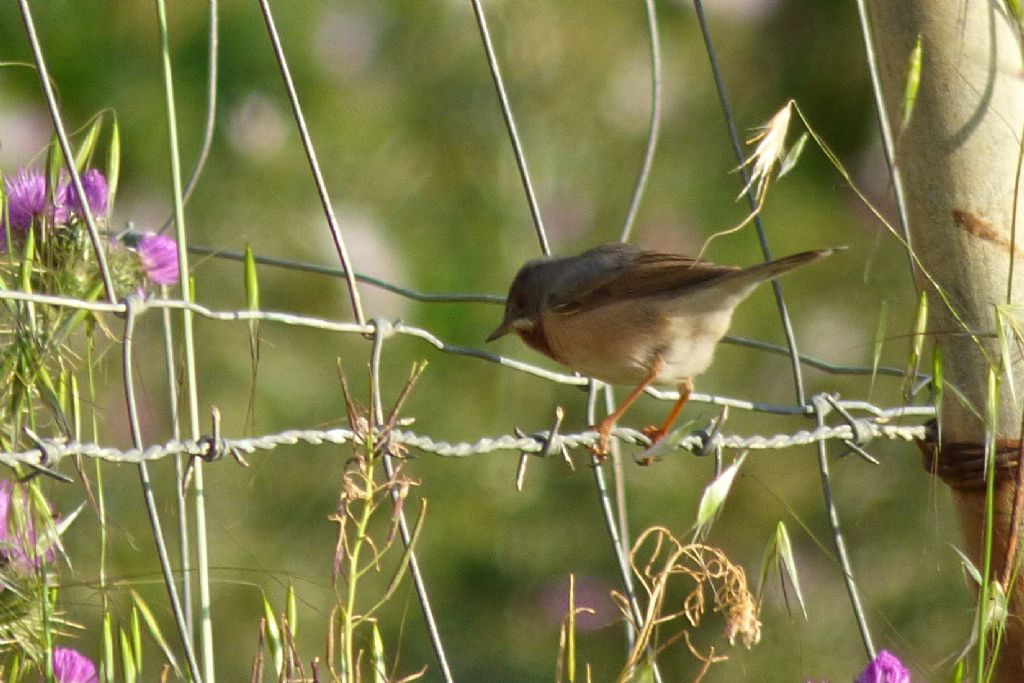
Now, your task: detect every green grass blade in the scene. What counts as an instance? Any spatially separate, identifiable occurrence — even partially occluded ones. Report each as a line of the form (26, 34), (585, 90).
(119, 627), (137, 683)
(903, 290), (928, 401)
(131, 606), (142, 678)
(103, 611), (114, 683)
(74, 113), (103, 172)
(901, 34), (923, 131)
(129, 589), (182, 677)
(107, 115), (121, 214)
(286, 583), (296, 640)
(777, 132), (808, 179)
(262, 595), (283, 676)
(372, 623), (386, 683)
(693, 453), (747, 540)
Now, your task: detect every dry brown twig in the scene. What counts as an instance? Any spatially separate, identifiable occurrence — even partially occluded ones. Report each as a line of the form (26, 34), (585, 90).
(611, 526), (761, 681)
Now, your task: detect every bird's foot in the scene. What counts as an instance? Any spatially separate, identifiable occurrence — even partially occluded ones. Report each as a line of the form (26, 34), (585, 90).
(642, 425), (668, 444)
(589, 416), (615, 459)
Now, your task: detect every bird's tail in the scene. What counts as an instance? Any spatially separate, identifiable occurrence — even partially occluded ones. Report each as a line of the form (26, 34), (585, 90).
(728, 248), (835, 285)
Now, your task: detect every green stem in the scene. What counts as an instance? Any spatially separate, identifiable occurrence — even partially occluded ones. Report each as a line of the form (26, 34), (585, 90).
(342, 435), (377, 681)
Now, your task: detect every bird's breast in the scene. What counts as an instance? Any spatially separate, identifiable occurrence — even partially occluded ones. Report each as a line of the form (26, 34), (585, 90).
(541, 298), (734, 386)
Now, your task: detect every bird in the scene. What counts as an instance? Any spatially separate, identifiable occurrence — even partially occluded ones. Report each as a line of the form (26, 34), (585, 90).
(486, 242), (833, 455)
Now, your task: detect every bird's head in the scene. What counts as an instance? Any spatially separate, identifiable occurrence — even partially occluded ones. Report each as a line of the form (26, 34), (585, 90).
(486, 259), (552, 342)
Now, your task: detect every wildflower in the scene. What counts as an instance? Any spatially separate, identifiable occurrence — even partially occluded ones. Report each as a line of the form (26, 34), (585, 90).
(62, 169), (108, 218)
(1, 168), (68, 234)
(0, 479), (55, 569)
(137, 233), (180, 286)
(855, 650), (910, 683)
(51, 647), (98, 683)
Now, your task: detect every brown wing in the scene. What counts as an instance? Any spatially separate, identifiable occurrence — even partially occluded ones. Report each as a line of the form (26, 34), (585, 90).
(549, 246), (739, 316)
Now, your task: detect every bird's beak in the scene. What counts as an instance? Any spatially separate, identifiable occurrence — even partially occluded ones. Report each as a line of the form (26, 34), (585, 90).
(486, 319), (514, 342)
(486, 317), (533, 342)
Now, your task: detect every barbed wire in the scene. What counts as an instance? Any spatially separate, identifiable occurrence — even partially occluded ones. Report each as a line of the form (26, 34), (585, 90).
(6, 401), (931, 470)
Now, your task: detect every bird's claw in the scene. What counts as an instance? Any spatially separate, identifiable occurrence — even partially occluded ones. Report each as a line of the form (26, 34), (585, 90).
(642, 424), (667, 444)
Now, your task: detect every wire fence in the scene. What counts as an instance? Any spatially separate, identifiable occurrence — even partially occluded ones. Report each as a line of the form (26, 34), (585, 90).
(0, 1), (929, 681)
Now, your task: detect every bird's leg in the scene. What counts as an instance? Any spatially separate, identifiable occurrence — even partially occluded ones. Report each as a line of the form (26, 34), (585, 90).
(643, 377), (693, 444)
(591, 356), (664, 456)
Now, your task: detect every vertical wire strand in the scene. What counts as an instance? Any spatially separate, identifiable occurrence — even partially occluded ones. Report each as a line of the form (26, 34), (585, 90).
(161, 294), (193, 636)
(369, 324), (454, 682)
(122, 297), (203, 681)
(586, 387), (664, 683)
(16, 0), (117, 304)
(152, 0), (215, 677)
(853, 0), (915, 279)
(470, 0), (550, 256)
(813, 400), (876, 658)
(256, 0), (367, 325)
(692, 0), (806, 404)
(619, 0), (663, 243)
(692, 0), (876, 657)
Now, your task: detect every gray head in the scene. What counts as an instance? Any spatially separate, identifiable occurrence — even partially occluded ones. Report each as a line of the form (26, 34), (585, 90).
(486, 257), (559, 342)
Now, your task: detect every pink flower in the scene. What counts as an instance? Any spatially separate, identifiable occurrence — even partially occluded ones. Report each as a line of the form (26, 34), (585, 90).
(2, 168), (68, 235)
(0, 479), (54, 568)
(62, 169), (108, 218)
(855, 650), (910, 683)
(51, 647), (98, 683)
(138, 233), (180, 285)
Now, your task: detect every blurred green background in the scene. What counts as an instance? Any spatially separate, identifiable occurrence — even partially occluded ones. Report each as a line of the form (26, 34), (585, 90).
(0, 1), (968, 680)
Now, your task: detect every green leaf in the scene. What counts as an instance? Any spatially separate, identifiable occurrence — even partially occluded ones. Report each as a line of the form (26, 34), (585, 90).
(693, 453), (747, 539)
(948, 658), (965, 683)
(901, 34), (923, 131)
(74, 114), (103, 172)
(130, 589), (181, 677)
(366, 499), (428, 617)
(775, 522), (806, 618)
(286, 583), (297, 640)
(131, 606), (142, 678)
(777, 132), (808, 178)
(262, 595), (283, 676)
(45, 133), (64, 209)
(103, 612), (114, 683)
(107, 116), (121, 214)
(119, 627), (137, 683)
(903, 290), (928, 401)
(372, 623), (386, 683)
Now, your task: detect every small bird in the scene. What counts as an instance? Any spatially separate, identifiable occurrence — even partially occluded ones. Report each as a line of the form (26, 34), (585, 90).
(487, 243), (832, 454)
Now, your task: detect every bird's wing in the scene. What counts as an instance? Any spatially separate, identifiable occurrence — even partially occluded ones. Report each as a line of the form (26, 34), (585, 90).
(549, 247), (739, 315)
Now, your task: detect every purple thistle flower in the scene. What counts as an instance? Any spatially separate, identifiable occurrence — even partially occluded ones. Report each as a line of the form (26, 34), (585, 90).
(62, 169), (108, 218)
(138, 233), (180, 285)
(855, 650), (910, 683)
(51, 647), (98, 683)
(2, 168), (68, 234)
